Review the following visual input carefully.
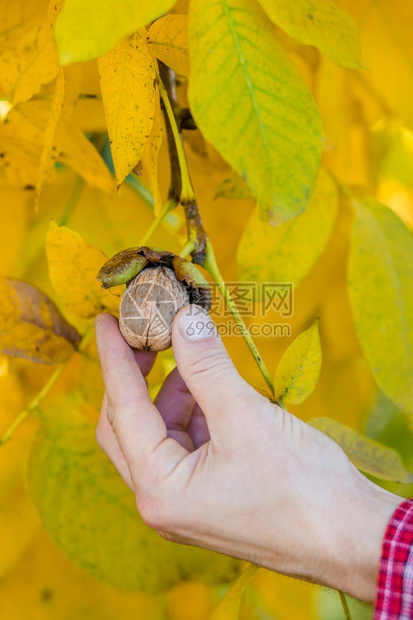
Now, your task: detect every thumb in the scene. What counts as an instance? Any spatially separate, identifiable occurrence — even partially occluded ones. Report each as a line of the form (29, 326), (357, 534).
(172, 305), (251, 431)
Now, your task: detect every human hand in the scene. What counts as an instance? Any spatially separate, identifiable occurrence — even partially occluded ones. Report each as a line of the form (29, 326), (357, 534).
(95, 306), (402, 602)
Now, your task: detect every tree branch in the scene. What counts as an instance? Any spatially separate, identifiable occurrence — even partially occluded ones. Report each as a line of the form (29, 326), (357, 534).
(157, 62), (207, 264)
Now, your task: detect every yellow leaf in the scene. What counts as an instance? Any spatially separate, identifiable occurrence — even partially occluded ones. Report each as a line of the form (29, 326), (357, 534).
(0, 102), (113, 193)
(0, 277), (80, 364)
(257, 0), (362, 69)
(339, 0), (413, 129)
(0, 131), (41, 188)
(309, 417), (413, 483)
(211, 564), (258, 620)
(98, 32), (157, 189)
(56, 0), (178, 65)
(45, 222), (121, 319)
(348, 198), (413, 423)
(0, 104), (45, 189)
(316, 57), (372, 189)
(237, 168), (337, 289)
(141, 93), (164, 215)
(274, 322), (322, 405)
(188, 0), (322, 224)
(0, 0), (62, 105)
(0, 26), (58, 104)
(29, 395), (240, 592)
(56, 125), (114, 193)
(0, 0), (49, 53)
(35, 65), (83, 209)
(147, 15), (190, 77)
(0, 187), (29, 274)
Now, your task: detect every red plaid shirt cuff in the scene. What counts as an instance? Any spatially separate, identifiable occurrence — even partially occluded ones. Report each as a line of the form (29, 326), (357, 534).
(374, 499), (413, 619)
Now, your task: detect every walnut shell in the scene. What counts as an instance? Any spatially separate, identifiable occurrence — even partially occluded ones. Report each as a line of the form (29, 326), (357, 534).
(119, 266), (190, 351)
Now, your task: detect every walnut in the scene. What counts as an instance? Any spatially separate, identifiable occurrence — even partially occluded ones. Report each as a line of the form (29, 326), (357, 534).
(97, 246), (211, 351)
(119, 266), (189, 351)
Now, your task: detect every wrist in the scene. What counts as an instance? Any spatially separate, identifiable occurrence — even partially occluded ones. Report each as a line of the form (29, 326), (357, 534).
(320, 473), (402, 602)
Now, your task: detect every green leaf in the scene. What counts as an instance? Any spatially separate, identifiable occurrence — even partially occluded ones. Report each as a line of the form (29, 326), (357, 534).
(237, 168), (337, 290)
(274, 322), (322, 405)
(309, 418), (413, 483)
(256, 0), (362, 69)
(215, 171), (253, 200)
(365, 391), (413, 465)
(211, 564), (258, 620)
(55, 0), (178, 65)
(347, 199), (413, 424)
(98, 32), (157, 188)
(188, 0), (322, 225)
(29, 396), (240, 593)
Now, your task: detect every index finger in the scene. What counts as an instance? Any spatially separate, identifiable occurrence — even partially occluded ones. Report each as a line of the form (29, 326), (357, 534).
(95, 313), (167, 472)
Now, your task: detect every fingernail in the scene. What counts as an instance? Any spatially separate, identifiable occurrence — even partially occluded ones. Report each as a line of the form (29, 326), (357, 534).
(178, 305), (217, 341)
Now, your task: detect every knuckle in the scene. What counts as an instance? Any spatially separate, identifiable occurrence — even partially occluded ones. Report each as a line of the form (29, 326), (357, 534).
(187, 348), (234, 381)
(106, 401), (128, 435)
(106, 401), (116, 427)
(136, 492), (168, 532)
(135, 476), (184, 535)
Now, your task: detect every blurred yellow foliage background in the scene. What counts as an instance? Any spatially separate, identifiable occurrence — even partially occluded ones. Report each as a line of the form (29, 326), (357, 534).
(1, 0), (413, 618)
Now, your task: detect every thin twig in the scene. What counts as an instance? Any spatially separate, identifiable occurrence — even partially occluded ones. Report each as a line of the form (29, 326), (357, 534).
(338, 591), (352, 620)
(159, 63), (182, 201)
(204, 239), (275, 396)
(179, 239), (198, 258)
(139, 197), (178, 246)
(0, 322), (95, 446)
(156, 64), (194, 204)
(156, 63), (207, 264)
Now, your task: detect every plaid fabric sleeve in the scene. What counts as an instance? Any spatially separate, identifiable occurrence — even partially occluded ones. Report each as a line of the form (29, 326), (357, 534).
(374, 498), (413, 620)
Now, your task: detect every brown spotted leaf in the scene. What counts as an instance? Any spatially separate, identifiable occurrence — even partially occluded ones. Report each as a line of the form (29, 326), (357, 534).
(98, 32), (157, 189)
(0, 277), (80, 364)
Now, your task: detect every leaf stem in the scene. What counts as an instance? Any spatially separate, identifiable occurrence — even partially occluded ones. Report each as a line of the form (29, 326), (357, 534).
(204, 239), (275, 395)
(138, 197), (178, 246)
(179, 239), (198, 258)
(157, 63), (207, 264)
(0, 364), (63, 446)
(0, 321), (95, 446)
(338, 591), (352, 620)
(155, 65), (195, 204)
(59, 175), (84, 226)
